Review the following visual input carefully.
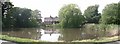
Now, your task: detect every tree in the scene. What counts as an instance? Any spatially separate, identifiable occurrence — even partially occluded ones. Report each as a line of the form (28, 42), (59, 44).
(12, 7), (40, 28)
(2, 8), (16, 28)
(2, 1), (42, 28)
(83, 5), (101, 23)
(31, 10), (42, 23)
(59, 4), (85, 28)
(2, 2), (14, 17)
(100, 3), (119, 25)
(2, 1), (14, 28)
(118, 2), (120, 25)
(0, 2), (2, 28)
(2, 7), (41, 28)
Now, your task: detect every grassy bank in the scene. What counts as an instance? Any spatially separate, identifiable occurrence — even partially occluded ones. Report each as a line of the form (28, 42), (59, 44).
(0, 35), (119, 42)
(72, 36), (119, 42)
(0, 35), (46, 42)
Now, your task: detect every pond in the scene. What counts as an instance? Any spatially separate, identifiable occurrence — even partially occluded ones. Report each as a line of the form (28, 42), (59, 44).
(2, 27), (118, 42)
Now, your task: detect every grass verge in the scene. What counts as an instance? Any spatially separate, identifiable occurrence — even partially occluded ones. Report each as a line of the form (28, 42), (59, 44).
(72, 36), (119, 42)
(0, 35), (46, 42)
(0, 35), (119, 44)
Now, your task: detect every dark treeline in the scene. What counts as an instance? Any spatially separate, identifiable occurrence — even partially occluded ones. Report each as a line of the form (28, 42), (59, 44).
(1, 1), (120, 28)
(58, 2), (120, 28)
(2, 2), (42, 28)
(83, 5), (101, 24)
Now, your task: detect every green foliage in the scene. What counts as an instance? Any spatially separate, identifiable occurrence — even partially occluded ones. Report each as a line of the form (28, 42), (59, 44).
(98, 24), (118, 30)
(31, 9), (42, 23)
(0, 3), (1, 28)
(2, 2), (14, 16)
(2, 8), (15, 28)
(83, 5), (101, 23)
(100, 3), (119, 25)
(2, 1), (42, 28)
(118, 2), (120, 25)
(46, 24), (62, 28)
(82, 24), (118, 39)
(84, 24), (118, 30)
(59, 4), (85, 28)
(2, 2), (14, 28)
(2, 7), (41, 28)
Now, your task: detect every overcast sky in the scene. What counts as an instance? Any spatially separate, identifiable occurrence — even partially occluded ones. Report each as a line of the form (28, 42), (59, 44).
(10, 0), (119, 18)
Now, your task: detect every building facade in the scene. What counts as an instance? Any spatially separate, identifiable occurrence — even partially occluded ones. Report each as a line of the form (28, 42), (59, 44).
(44, 16), (59, 25)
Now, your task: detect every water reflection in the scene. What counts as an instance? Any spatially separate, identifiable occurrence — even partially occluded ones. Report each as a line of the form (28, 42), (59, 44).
(2, 28), (41, 40)
(38, 29), (61, 42)
(2, 28), (118, 42)
(59, 29), (81, 41)
(40, 34), (60, 42)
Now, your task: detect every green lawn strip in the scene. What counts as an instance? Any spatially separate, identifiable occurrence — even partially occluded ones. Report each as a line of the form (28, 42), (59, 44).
(0, 35), (119, 42)
(72, 36), (119, 42)
(0, 35), (46, 42)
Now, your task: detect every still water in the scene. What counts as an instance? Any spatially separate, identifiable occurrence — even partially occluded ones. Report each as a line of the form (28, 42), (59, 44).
(2, 27), (118, 42)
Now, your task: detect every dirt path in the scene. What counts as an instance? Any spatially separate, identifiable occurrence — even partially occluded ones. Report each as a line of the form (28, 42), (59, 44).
(0, 40), (120, 44)
(105, 41), (120, 44)
(0, 40), (17, 44)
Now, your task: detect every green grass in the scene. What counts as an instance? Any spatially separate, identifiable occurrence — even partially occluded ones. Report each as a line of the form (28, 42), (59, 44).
(0, 35), (119, 42)
(0, 35), (46, 42)
(72, 36), (119, 42)
(0, 35), (119, 44)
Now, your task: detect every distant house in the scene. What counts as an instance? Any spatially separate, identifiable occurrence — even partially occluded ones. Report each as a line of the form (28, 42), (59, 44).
(44, 16), (59, 25)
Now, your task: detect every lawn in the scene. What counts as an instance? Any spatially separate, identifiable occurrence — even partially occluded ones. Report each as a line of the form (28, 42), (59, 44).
(0, 35), (119, 42)
(0, 35), (46, 42)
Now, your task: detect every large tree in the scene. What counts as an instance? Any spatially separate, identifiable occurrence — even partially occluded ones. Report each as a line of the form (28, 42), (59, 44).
(83, 5), (101, 23)
(12, 7), (40, 28)
(0, 1), (2, 28)
(2, 7), (41, 28)
(2, 1), (14, 28)
(100, 3), (119, 25)
(59, 4), (85, 28)
(2, 1), (42, 28)
(118, 2), (120, 25)
(2, 2), (13, 17)
(31, 10), (42, 23)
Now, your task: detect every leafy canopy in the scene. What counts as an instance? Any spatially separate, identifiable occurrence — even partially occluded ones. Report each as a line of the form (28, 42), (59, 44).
(83, 5), (101, 23)
(100, 3), (119, 25)
(59, 4), (85, 28)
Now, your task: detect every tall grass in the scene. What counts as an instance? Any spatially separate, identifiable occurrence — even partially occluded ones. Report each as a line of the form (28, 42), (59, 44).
(82, 24), (119, 38)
